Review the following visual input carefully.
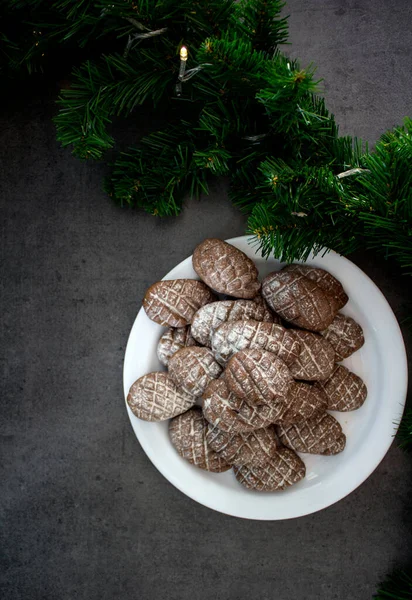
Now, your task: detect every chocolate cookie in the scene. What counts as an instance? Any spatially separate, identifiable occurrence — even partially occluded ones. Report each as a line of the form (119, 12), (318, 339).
(288, 330), (335, 381)
(169, 407), (231, 472)
(323, 435), (347, 455)
(127, 372), (196, 421)
(191, 299), (272, 347)
(277, 412), (346, 455)
(321, 314), (364, 360)
(206, 425), (278, 467)
(225, 348), (293, 405)
(283, 264), (348, 312)
(143, 279), (215, 327)
(252, 295), (280, 323)
(233, 447), (306, 491)
(211, 320), (301, 367)
(278, 382), (327, 424)
(202, 379), (291, 433)
(192, 238), (261, 298)
(314, 365), (367, 411)
(157, 326), (198, 367)
(262, 270), (336, 331)
(168, 347), (222, 397)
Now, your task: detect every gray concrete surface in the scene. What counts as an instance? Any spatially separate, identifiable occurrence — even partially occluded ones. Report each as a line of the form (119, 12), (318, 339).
(1, 1), (412, 599)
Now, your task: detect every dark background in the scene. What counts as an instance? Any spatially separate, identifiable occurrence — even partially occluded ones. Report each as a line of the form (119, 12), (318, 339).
(1, 1), (412, 599)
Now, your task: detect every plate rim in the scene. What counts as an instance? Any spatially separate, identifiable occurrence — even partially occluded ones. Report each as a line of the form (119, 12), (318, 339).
(123, 236), (408, 520)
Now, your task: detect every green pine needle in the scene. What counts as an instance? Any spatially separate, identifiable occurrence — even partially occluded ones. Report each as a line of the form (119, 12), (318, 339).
(374, 570), (412, 599)
(4, 0), (411, 275)
(396, 408), (412, 452)
(232, 0), (288, 52)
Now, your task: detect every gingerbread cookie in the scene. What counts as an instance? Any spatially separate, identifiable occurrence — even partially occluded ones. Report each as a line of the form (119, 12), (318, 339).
(277, 382), (327, 424)
(225, 348), (293, 405)
(283, 264), (348, 312)
(168, 347), (222, 397)
(211, 320), (301, 367)
(314, 364), (367, 411)
(322, 435), (347, 455)
(289, 330), (335, 381)
(262, 270), (336, 331)
(321, 313), (364, 360)
(192, 238), (261, 298)
(143, 279), (215, 327)
(234, 447), (306, 491)
(157, 326), (198, 366)
(206, 425), (278, 466)
(252, 294), (280, 323)
(169, 407), (231, 472)
(191, 299), (272, 347)
(277, 412), (346, 455)
(202, 378), (291, 433)
(127, 372), (196, 421)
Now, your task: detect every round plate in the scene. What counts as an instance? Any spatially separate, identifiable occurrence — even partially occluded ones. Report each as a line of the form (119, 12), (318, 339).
(123, 236), (407, 520)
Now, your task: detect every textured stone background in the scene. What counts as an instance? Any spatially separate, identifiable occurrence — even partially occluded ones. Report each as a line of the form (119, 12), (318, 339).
(1, 1), (411, 599)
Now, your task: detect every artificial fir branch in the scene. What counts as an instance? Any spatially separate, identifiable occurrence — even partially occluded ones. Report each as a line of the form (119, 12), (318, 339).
(244, 120), (412, 267)
(51, 0), (292, 215)
(374, 569), (412, 599)
(396, 408), (412, 452)
(54, 51), (175, 158)
(3, 0), (411, 273)
(232, 0), (289, 52)
(106, 124), (211, 214)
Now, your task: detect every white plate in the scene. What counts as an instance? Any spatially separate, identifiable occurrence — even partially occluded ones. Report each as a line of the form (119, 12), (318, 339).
(123, 236), (407, 520)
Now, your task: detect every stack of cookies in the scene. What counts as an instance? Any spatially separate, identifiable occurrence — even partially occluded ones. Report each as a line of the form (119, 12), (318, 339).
(127, 238), (367, 492)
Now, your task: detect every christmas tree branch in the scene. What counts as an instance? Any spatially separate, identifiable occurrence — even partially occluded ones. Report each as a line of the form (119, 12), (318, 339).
(54, 51), (175, 158)
(232, 0), (289, 52)
(374, 569), (412, 599)
(5, 0), (410, 274)
(396, 408), (412, 452)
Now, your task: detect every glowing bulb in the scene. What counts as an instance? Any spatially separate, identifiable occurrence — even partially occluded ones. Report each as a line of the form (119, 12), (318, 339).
(180, 46), (188, 61)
